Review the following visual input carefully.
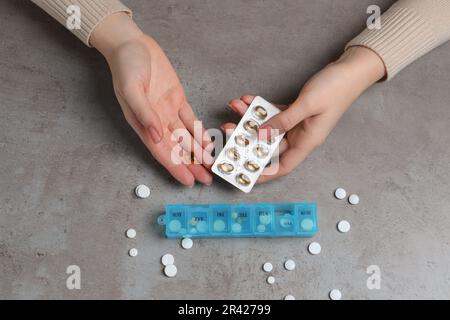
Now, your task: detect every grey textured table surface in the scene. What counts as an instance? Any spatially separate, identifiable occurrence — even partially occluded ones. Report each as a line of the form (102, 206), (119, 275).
(1, 0), (450, 300)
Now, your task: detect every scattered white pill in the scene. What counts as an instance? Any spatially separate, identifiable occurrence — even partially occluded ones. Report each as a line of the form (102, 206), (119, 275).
(126, 228), (136, 239)
(334, 188), (347, 200)
(181, 237), (193, 250)
(337, 220), (351, 233)
(308, 242), (321, 255)
(164, 264), (177, 278)
(348, 194), (360, 205)
(284, 259), (296, 271)
(128, 248), (138, 257)
(135, 184), (150, 199)
(329, 289), (342, 300)
(262, 262), (273, 273)
(267, 276), (275, 285)
(161, 253), (174, 266)
(284, 295), (295, 300)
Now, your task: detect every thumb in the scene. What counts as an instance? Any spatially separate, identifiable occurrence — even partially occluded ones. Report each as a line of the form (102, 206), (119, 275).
(258, 100), (313, 140)
(123, 84), (163, 144)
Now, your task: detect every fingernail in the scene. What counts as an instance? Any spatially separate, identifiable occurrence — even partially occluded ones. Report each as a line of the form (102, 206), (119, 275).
(149, 127), (162, 143)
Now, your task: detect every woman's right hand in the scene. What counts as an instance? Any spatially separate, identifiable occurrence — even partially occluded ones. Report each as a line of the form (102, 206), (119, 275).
(223, 47), (386, 183)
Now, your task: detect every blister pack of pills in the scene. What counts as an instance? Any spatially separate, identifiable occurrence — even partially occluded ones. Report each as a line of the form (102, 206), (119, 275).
(212, 96), (285, 193)
(158, 203), (318, 238)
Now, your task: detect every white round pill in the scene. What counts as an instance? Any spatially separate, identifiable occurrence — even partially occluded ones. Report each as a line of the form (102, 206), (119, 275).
(284, 295), (295, 300)
(308, 242), (321, 255)
(161, 253), (174, 266)
(284, 259), (295, 271)
(128, 248), (138, 257)
(164, 264), (177, 278)
(262, 262), (273, 273)
(135, 184), (150, 199)
(181, 237), (193, 250)
(267, 276), (275, 285)
(348, 194), (360, 205)
(329, 289), (342, 300)
(337, 220), (351, 233)
(334, 188), (347, 200)
(126, 228), (136, 239)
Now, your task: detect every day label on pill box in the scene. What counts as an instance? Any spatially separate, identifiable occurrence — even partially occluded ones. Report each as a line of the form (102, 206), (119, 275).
(212, 96), (285, 193)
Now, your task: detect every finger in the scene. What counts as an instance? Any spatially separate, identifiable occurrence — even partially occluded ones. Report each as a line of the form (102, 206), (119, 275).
(278, 138), (289, 155)
(258, 100), (315, 140)
(119, 98), (195, 186)
(220, 122), (237, 135)
(170, 120), (214, 181)
(227, 99), (249, 116)
(241, 95), (255, 105)
(178, 103), (213, 150)
(186, 163), (213, 186)
(242, 95), (287, 110)
(258, 139), (315, 184)
(121, 83), (163, 144)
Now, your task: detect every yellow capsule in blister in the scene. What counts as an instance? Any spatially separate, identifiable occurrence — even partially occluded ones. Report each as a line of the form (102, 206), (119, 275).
(218, 162), (234, 174)
(243, 120), (259, 135)
(227, 148), (240, 161)
(236, 173), (251, 186)
(244, 160), (260, 172)
(235, 134), (250, 147)
(254, 145), (269, 158)
(253, 106), (268, 120)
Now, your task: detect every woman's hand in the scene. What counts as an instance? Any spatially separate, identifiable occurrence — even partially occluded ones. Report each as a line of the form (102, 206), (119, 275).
(223, 47), (386, 183)
(91, 13), (213, 187)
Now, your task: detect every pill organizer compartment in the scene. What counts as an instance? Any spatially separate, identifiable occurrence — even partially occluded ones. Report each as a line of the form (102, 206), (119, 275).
(166, 206), (187, 237)
(210, 205), (230, 234)
(186, 206), (210, 235)
(229, 206), (252, 235)
(297, 204), (317, 236)
(274, 204), (298, 235)
(253, 205), (274, 235)
(163, 203), (318, 238)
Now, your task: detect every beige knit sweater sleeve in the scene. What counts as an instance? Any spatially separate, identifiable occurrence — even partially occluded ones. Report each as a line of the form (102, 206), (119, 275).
(31, 0), (131, 46)
(347, 0), (450, 80)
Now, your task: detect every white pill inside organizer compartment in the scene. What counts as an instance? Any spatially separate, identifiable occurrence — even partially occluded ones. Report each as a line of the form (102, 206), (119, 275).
(308, 242), (321, 255)
(262, 262), (273, 273)
(348, 194), (360, 205)
(128, 248), (138, 257)
(334, 188), (346, 200)
(267, 276), (275, 285)
(284, 259), (296, 271)
(164, 264), (177, 278)
(135, 184), (150, 199)
(126, 228), (136, 239)
(337, 220), (351, 233)
(329, 289), (342, 300)
(181, 237), (193, 250)
(161, 253), (175, 266)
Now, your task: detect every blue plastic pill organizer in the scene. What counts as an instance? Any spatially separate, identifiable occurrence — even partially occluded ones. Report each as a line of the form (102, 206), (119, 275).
(160, 203), (318, 238)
